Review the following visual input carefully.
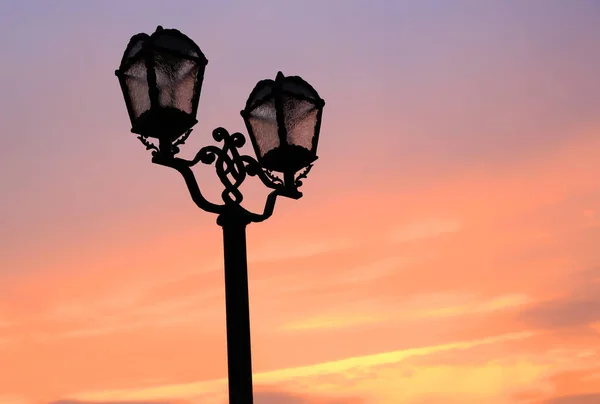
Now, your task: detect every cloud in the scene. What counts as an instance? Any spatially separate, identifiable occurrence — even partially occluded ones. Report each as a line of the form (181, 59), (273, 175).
(521, 298), (600, 330)
(406, 293), (531, 320)
(254, 391), (307, 404)
(41, 285), (224, 341)
(254, 389), (364, 404)
(282, 313), (389, 331)
(519, 268), (600, 330)
(248, 237), (355, 263)
(513, 365), (600, 404)
(540, 394), (600, 404)
(282, 292), (531, 332)
(0, 396), (28, 404)
(69, 331), (537, 403)
(388, 218), (462, 243)
(253, 331), (536, 383)
(49, 401), (180, 404)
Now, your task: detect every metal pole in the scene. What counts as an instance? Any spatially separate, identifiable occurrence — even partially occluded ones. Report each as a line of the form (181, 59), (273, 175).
(219, 212), (254, 404)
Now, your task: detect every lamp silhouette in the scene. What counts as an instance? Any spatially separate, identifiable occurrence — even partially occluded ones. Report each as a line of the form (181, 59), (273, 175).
(115, 26), (325, 404)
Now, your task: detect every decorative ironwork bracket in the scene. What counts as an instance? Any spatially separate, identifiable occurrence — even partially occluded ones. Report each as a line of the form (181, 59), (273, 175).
(143, 127), (309, 225)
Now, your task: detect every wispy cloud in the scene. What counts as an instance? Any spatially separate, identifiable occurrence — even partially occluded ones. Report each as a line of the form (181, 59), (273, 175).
(282, 293), (532, 332)
(0, 396), (28, 404)
(282, 313), (389, 331)
(248, 237), (355, 263)
(407, 293), (532, 320)
(389, 219), (462, 243)
(40, 293), (222, 341)
(70, 331), (536, 403)
(541, 395), (600, 404)
(519, 268), (600, 331)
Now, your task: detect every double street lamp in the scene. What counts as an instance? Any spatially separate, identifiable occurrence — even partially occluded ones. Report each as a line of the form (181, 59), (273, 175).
(115, 26), (325, 404)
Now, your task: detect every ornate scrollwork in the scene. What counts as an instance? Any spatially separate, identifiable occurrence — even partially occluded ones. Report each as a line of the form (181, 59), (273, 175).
(182, 127), (292, 205)
(197, 128), (249, 205)
(295, 164), (313, 188)
(264, 169), (284, 186)
(137, 135), (159, 155)
(150, 126), (306, 224)
(137, 129), (193, 157)
(172, 129), (192, 153)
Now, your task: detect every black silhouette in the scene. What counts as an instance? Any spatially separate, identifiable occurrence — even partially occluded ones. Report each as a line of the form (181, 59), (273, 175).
(115, 26), (325, 404)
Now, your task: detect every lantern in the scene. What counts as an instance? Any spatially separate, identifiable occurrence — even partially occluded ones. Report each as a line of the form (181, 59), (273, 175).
(115, 26), (208, 142)
(241, 72), (325, 174)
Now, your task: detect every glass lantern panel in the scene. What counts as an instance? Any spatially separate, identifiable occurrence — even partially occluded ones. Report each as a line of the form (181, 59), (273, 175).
(283, 96), (318, 150)
(124, 59), (150, 120)
(154, 52), (199, 114)
(248, 96), (279, 158)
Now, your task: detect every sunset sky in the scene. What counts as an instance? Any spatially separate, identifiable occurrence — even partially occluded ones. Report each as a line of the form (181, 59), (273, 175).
(1, 1), (600, 403)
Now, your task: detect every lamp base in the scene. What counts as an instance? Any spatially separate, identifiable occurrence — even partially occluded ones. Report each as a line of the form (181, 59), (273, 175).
(131, 107), (197, 140)
(260, 144), (317, 174)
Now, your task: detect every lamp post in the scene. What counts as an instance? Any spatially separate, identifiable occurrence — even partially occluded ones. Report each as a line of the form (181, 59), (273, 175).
(115, 26), (325, 404)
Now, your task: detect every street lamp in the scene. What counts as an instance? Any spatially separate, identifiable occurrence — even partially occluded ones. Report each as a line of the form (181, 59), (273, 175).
(115, 26), (325, 404)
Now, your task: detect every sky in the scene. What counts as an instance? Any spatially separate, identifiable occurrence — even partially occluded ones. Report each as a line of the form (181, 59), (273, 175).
(1, 0), (600, 403)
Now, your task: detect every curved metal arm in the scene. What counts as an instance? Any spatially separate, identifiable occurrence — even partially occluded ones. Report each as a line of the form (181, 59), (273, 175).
(243, 190), (279, 223)
(241, 186), (303, 223)
(240, 156), (283, 190)
(143, 127), (305, 224)
(152, 155), (224, 214)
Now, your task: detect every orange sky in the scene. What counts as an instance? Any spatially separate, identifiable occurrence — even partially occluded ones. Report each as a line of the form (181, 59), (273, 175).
(1, 1), (600, 403)
(3, 127), (600, 404)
